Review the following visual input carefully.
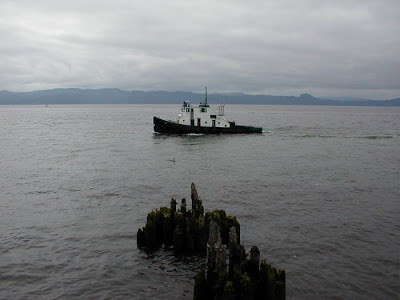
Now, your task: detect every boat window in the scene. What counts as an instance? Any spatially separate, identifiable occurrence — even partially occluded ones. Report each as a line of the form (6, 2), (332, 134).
(210, 114), (216, 118)
(186, 108), (190, 112)
(200, 108), (207, 113)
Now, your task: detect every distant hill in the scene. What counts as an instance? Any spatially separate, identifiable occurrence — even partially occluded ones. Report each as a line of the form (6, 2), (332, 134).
(0, 88), (399, 106)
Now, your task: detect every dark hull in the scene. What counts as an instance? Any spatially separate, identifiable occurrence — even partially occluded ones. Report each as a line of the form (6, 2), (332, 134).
(154, 117), (262, 134)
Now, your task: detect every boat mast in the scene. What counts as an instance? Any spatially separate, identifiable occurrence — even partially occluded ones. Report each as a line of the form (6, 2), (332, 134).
(205, 86), (208, 106)
(205, 87), (207, 106)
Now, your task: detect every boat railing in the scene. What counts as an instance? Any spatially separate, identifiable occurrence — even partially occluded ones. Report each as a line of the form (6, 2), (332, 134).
(218, 104), (225, 116)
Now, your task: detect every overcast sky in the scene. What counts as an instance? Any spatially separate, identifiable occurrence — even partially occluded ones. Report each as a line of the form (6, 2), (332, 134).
(1, 0), (399, 99)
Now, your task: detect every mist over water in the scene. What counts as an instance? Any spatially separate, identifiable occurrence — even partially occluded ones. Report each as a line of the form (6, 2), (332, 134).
(1, 104), (399, 299)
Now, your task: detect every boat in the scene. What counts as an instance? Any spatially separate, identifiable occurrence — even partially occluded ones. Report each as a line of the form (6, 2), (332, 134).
(153, 88), (262, 134)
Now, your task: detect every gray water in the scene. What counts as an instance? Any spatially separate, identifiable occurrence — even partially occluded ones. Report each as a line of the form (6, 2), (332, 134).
(1, 104), (399, 299)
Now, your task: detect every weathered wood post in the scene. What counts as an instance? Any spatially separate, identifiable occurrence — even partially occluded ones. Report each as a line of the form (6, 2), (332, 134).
(137, 227), (146, 249)
(170, 198), (177, 212)
(180, 198), (186, 214)
(145, 210), (158, 249)
(173, 211), (185, 254)
(240, 272), (254, 299)
(248, 245), (260, 279)
(233, 244), (246, 283)
(222, 281), (235, 300)
(191, 182), (204, 217)
(228, 226), (238, 280)
(161, 207), (173, 247)
(207, 219), (228, 299)
(135, 183), (286, 299)
(276, 268), (286, 300)
(259, 259), (269, 298)
(193, 268), (207, 300)
(185, 217), (194, 253)
(207, 220), (220, 270)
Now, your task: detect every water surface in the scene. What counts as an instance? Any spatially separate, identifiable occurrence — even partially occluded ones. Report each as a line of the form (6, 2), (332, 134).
(1, 104), (399, 299)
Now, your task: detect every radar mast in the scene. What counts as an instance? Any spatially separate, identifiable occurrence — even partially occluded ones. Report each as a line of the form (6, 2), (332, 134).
(202, 86), (209, 107)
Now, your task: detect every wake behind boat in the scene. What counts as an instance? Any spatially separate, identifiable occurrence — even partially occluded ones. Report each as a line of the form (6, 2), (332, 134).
(153, 88), (262, 134)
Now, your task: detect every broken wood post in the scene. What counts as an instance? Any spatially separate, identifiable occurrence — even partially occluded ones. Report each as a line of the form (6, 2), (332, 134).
(248, 245), (260, 279)
(185, 219), (194, 253)
(144, 210), (158, 249)
(135, 183), (286, 299)
(240, 272), (254, 299)
(161, 207), (173, 247)
(137, 227), (146, 249)
(170, 198), (177, 212)
(173, 211), (185, 255)
(276, 268), (286, 300)
(233, 244), (246, 283)
(259, 259), (269, 298)
(193, 268), (208, 300)
(191, 182), (204, 217)
(206, 220), (227, 298)
(228, 226), (238, 280)
(222, 281), (235, 300)
(180, 198), (186, 214)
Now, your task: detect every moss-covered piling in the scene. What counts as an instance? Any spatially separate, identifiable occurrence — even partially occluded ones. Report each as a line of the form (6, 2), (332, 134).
(137, 183), (238, 255)
(137, 183), (285, 299)
(195, 223), (286, 300)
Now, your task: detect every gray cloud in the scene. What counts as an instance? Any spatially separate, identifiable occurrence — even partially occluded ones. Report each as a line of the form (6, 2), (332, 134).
(0, 0), (399, 99)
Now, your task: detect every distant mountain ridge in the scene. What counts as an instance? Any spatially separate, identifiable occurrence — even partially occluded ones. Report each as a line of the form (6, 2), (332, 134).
(0, 88), (399, 106)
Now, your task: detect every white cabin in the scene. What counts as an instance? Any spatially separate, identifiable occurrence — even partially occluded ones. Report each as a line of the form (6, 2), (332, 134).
(175, 101), (232, 128)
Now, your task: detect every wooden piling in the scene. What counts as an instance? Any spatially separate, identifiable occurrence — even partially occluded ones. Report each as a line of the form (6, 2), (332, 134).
(136, 183), (285, 299)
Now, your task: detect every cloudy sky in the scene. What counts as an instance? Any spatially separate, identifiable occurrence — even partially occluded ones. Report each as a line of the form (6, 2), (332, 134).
(1, 0), (399, 99)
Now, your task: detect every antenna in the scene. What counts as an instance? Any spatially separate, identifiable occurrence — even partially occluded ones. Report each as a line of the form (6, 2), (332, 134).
(205, 86), (208, 106)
